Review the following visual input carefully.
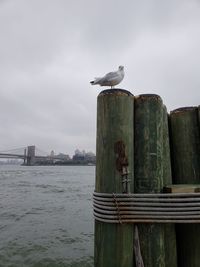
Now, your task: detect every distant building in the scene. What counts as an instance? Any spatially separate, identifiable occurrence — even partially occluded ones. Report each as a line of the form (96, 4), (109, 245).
(57, 153), (70, 161)
(73, 153), (85, 161)
(75, 149), (81, 155)
(73, 149), (96, 163)
(85, 151), (96, 161)
(50, 150), (55, 159)
(50, 150), (55, 157)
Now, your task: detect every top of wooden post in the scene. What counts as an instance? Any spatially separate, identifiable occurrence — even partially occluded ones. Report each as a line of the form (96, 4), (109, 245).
(170, 106), (197, 115)
(98, 88), (133, 97)
(135, 94), (163, 103)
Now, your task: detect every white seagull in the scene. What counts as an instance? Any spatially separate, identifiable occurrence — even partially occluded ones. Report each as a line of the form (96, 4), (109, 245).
(90, 66), (125, 88)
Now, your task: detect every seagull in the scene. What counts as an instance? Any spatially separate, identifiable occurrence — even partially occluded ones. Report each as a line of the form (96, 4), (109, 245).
(90, 66), (125, 88)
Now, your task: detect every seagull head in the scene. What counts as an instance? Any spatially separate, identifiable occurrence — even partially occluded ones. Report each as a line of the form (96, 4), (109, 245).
(118, 66), (124, 71)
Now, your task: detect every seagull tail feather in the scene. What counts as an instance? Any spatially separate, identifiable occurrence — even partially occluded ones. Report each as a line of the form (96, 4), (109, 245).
(90, 78), (101, 85)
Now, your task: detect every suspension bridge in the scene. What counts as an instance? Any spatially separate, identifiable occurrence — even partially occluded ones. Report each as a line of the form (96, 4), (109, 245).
(0, 146), (66, 166)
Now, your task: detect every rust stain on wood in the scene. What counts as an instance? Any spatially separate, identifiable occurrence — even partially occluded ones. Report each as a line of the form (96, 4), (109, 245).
(114, 140), (128, 174)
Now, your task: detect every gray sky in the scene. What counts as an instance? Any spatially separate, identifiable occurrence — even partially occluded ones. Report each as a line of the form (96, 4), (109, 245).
(0, 0), (199, 156)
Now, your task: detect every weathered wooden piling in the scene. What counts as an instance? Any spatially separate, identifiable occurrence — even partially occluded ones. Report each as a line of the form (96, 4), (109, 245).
(170, 106), (200, 267)
(198, 105), (200, 124)
(134, 94), (165, 267)
(170, 107), (200, 183)
(95, 89), (134, 267)
(134, 95), (177, 267)
(162, 105), (177, 267)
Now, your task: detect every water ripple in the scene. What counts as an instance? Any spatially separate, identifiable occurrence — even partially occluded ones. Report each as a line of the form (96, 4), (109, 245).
(0, 165), (95, 267)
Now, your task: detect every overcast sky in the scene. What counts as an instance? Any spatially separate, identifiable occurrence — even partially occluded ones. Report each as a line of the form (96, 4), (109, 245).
(0, 0), (199, 156)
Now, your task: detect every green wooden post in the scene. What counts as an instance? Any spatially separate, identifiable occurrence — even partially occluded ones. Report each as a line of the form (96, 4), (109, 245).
(170, 107), (200, 183)
(170, 107), (200, 267)
(134, 94), (165, 267)
(162, 105), (177, 267)
(95, 89), (134, 267)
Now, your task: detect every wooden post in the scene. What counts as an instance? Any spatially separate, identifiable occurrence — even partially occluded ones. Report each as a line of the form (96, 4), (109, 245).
(170, 107), (200, 183)
(170, 106), (200, 267)
(162, 105), (177, 267)
(198, 105), (200, 124)
(134, 95), (166, 267)
(95, 89), (134, 267)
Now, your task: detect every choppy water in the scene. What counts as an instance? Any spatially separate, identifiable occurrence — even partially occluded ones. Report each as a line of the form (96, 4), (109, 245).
(0, 165), (95, 267)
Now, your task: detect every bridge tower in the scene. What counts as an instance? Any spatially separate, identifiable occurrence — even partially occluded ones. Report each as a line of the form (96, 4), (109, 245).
(27, 145), (36, 166)
(23, 148), (27, 165)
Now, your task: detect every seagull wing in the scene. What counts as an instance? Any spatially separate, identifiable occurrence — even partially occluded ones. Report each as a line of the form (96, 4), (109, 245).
(103, 71), (119, 82)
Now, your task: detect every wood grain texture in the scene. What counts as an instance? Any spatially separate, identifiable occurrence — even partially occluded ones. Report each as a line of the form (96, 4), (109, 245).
(134, 94), (166, 267)
(170, 106), (200, 267)
(95, 89), (134, 267)
(170, 107), (200, 183)
(162, 105), (177, 267)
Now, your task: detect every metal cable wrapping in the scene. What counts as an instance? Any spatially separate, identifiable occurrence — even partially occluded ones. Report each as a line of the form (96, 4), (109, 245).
(93, 192), (200, 223)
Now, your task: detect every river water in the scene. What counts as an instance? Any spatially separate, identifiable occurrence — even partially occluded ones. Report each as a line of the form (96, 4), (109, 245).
(0, 165), (95, 267)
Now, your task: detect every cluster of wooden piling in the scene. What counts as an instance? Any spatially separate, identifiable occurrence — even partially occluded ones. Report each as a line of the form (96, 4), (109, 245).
(95, 89), (200, 267)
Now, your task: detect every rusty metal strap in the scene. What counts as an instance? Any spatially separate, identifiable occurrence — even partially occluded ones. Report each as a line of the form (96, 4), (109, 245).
(93, 192), (200, 223)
